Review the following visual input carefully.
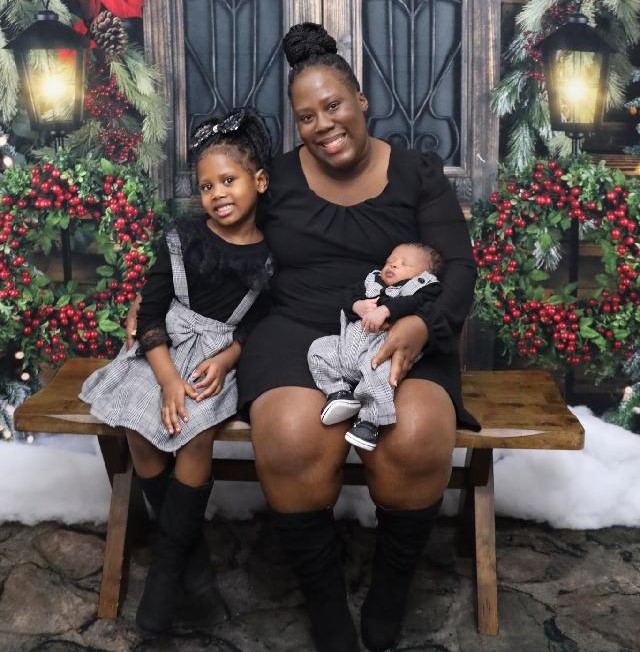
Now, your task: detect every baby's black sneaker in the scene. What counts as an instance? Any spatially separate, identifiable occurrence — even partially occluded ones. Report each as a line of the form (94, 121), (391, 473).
(320, 390), (361, 425)
(345, 420), (378, 451)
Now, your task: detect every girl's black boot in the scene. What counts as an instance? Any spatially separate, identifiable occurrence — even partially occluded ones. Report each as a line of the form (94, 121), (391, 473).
(138, 466), (216, 599)
(361, 499), (442, 652)
(136, 478), (212, 634)
(272, 508), (358, 652)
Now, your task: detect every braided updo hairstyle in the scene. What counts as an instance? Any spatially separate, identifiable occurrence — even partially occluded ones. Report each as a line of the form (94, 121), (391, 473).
(282, 22), (360, 96)
(189, 107), (272, 173)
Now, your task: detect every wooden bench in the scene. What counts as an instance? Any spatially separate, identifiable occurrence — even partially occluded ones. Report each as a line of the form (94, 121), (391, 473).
(14, 357), (584, 635)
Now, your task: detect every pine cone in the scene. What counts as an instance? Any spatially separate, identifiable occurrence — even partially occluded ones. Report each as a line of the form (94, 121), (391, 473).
(90, 11), (128, 59)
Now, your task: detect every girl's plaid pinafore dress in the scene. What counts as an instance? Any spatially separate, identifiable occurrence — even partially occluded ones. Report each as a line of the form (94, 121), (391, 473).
(80, 228), (266, 452)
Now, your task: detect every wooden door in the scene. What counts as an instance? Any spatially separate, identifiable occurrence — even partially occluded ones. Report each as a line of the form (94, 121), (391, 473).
(143, 0), (500, 206)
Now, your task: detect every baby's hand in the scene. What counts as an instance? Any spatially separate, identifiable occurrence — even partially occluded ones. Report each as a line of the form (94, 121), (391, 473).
(190, 356), (228, 402)
(352, 297), (379, 319)
(361, 305), (390, 333)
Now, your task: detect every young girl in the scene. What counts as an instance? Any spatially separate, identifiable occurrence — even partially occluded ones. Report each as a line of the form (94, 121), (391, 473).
(80, 107), (272, 634)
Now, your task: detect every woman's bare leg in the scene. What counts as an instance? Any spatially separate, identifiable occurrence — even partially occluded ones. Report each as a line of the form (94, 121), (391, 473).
(358, 378), (456, 651)
(360, 379), (456, 508)
(251, 386), (357, 651)
(250, 386), (351, 512)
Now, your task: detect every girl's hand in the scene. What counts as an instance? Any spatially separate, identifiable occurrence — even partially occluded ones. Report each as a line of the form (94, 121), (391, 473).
(125, 294), (142, 349)
(361, 305), (390, 333)
(352, 297), (379, 319)
(371, 315), (428, 387)
(161, 377), (198, 435)
(190, 356), (229, 401)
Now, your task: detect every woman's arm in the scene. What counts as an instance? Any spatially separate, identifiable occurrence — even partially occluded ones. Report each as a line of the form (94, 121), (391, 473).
(413, 154), (477, 355)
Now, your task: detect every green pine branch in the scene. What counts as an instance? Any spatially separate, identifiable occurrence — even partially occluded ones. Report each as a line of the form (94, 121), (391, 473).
(0, 43), (19, 123)
(110, 47), (167, 151)
(493, 0), (640, 171)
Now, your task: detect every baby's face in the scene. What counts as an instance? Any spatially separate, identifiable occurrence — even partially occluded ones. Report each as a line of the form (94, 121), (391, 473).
(381, 245), (429, 285)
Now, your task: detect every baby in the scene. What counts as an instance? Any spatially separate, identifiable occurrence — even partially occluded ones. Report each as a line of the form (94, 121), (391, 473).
(308, 242), (442, 451)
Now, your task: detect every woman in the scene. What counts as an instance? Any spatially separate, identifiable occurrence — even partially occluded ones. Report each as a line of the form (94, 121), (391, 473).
(236, 22), (479, 652)
(127, 21), (478, 652)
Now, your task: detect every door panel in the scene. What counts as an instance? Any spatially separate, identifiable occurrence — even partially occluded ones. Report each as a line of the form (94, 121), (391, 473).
(143, 0), (498, 204)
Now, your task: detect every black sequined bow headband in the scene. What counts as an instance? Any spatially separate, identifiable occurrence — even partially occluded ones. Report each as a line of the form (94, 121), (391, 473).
(190, 109), (247, 151)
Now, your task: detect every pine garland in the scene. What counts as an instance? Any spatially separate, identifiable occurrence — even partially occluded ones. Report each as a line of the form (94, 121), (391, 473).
(0, 2), (167, 167)
(492, 0), (640, 171)
(110, 48), (167, 158)
(0, 35), (19, 124)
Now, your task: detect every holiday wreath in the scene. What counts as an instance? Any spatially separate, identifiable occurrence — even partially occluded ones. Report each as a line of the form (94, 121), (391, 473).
(470, 155), (640, 381)
(0, 151), (168, 382)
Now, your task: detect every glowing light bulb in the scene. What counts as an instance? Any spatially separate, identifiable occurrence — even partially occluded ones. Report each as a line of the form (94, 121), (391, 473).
(0, 134), (7, 147)
(566, 78), (587, 101)
(3, 156), (13, 168)
(41, 75), (65, 99)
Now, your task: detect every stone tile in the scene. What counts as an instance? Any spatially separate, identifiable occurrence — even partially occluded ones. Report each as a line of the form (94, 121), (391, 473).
(33, 528), (104, 580)
(0, 563), (95, 635)
(0, 518), (639, 651)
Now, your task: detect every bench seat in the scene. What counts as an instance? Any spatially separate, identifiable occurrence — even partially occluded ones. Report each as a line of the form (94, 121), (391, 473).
(14, 357), (584, 635)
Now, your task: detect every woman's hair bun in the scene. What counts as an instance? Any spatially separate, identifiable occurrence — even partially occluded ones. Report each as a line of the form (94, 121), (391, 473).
(282, 22), (337, 67)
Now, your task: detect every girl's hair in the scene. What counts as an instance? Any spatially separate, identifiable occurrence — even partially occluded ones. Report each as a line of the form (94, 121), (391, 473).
(189, 107), (272, 171)
(282, 22), (360, 96)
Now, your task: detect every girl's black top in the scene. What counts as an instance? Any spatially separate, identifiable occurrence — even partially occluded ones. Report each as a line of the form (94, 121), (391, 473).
(137, 218), (270, 351)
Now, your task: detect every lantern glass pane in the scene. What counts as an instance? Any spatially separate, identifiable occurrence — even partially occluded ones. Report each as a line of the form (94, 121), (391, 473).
(551, 50), (603, 125)
(25, 49), (78, 127)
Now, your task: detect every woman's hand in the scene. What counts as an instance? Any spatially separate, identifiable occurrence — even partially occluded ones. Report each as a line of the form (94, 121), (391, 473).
(125, 294), (142, 349)
(161, 376), (197, 436)
(371, 315), (429, 387)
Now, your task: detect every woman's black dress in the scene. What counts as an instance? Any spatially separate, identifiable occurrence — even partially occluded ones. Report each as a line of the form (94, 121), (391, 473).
(237, 144), (480, 430)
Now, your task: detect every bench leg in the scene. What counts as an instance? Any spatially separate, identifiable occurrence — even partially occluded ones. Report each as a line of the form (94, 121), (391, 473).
(98, 435), (130, 485)
(97, 460), (134, 619)
(474, 460), (498, 635)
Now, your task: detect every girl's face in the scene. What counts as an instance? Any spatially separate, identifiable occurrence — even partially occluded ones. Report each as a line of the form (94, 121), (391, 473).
(290, 66), (369, 173)
(196, 149), (268, 237)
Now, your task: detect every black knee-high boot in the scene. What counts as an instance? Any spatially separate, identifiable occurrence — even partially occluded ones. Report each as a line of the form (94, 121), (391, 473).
(272, 509), (358, 652)
(137, 465), (216, 598)
(361, 499), (442, 652)
(136, 478), (213, 633)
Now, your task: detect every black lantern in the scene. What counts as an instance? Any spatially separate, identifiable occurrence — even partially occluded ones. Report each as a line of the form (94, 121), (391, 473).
(539, 13), (613, 152)
(5, 8), (89, 140)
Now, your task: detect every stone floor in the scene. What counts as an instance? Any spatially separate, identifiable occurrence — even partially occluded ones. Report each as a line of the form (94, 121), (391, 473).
(0, 515), (639, 652)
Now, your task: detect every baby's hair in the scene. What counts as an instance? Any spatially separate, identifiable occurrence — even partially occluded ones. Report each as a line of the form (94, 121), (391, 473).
(282, 22), (360, 97)
(190, 107), (272, 172)
(402, 242), (443, 276)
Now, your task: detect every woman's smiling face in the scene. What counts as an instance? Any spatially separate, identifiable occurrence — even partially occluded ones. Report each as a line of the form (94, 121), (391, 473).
(290, 66), (369, 173)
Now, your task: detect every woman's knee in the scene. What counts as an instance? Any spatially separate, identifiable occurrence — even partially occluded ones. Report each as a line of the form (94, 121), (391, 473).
(376, 381), (456, 472)
(250, 388), (347, 479)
